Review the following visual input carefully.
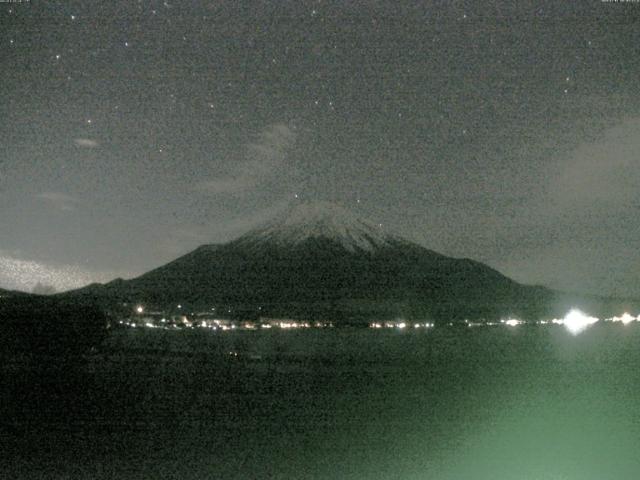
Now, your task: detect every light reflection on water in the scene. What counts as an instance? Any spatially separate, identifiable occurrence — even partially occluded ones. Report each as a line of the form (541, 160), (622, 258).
(392, 324), (640, 480)
(7, 323), (640, 479)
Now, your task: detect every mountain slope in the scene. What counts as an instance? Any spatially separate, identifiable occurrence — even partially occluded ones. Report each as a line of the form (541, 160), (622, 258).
(61, 202), (635, 322)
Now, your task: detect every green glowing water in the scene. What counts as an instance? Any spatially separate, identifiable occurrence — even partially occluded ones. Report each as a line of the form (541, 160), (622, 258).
(5, 324), (640, 479)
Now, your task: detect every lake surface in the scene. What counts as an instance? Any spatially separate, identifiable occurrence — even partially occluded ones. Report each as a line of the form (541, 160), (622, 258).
(5, 323), (640, 479)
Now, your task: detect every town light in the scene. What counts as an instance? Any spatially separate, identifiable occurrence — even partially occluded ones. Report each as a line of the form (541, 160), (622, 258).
(562, 309), (599, 335)
(616, 313), (635, 325)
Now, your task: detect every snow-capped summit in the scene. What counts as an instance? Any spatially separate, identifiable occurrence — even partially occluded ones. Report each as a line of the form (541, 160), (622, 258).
(235, 201), (401, 252)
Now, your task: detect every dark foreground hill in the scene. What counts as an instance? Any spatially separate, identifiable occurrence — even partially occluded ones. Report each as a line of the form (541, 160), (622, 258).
(59, 202), (638, 323)
(0, 295), (108, 357)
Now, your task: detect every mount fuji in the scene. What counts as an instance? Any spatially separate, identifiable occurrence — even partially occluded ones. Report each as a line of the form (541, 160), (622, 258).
(63, 202), (631, 323)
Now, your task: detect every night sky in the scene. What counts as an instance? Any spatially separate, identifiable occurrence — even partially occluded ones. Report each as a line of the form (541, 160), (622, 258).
(1, 1), (639, 296)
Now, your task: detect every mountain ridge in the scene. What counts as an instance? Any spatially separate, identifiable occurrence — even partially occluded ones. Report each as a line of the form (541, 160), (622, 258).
(58, 202), (638, 322)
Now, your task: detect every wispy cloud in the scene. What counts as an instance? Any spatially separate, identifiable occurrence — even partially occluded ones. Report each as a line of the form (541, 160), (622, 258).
(36, 192), (80, 211)
(214, 199), (291, 240)
(74, 138), (100, 148)
(198, 123), (297, 195)
(548, 117), (640, 213)
(494, 117), (640, 296)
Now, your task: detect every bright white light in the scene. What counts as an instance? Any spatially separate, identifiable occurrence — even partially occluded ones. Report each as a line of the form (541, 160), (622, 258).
(504, 319), (522, 327)
(397, 322), (406, 329)
(620, 313), (635, 325)
(563, 309), (599, 335)
(135, 305), (144, 314)
(610, 312), (636, 325)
